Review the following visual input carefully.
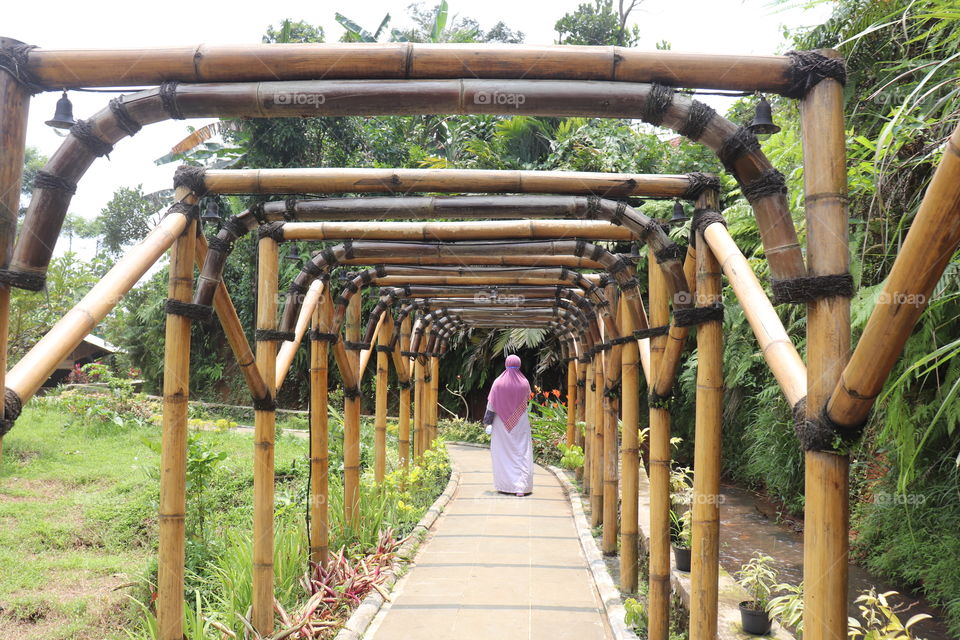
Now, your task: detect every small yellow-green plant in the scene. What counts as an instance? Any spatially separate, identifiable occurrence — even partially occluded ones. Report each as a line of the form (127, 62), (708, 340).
(848, 588), (931, 640)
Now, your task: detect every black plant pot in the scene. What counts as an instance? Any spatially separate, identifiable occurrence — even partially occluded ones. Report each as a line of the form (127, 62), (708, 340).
(739, 601), (772, 635)
(672, 544), (691, 572)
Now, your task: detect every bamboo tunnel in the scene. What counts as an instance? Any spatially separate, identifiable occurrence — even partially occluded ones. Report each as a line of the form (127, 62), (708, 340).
(800, 49), (850, 640)
(827, 121), (960, 427)
(689, 225), (724, 640)
(276, 279), (324, 388)
(157, 198), (196, 640)
(309, 294), (331, 566)
(252, 237), (279, 635)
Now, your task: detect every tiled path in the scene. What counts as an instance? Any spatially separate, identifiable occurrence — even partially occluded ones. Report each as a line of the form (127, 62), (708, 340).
(365, 444), (613, 640)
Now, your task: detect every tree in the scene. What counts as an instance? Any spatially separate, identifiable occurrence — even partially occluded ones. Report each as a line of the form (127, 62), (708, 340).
(262, 19), (324, 44)
(554, 0), (641, 47)
(92, 185), (162, 258)
(20, 147), (47, 217)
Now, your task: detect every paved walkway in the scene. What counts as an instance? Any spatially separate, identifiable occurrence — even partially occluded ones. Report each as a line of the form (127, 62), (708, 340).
(365, 444), (613, 640)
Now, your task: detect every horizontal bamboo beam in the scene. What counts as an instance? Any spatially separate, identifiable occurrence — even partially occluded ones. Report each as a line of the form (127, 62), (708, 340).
(283, 219), (633, 241)
(205, 168), (700, 198)
(702, 222), (806, 406)
(827, 122), (960, 428)
(22, 43), (800, 93)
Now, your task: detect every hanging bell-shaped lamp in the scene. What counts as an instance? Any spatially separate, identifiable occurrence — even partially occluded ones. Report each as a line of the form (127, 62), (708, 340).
(201, 200), (222, 226)
(285, 244), (302, 263)
(748, 94), (781, 135)
(45, 90), (76, 130)
(670, 200), (689, 226)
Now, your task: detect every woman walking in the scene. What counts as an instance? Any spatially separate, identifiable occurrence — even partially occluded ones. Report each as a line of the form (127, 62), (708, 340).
(482, 354), (534, 496)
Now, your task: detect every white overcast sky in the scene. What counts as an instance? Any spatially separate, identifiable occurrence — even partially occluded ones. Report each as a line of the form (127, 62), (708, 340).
(12, 0), (833, 253)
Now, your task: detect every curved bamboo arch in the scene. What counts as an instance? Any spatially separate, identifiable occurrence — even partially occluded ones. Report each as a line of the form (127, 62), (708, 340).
(12, 78), (801, 299)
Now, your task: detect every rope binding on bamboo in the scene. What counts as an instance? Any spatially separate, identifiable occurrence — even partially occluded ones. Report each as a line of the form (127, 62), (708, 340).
(741, 168), (787, 203)
(643, 83), (675, 126)
(677, 101), (716, 142)
(772, 273), (854, 305)
(648, 390), (672, 409)
(258, 221), (284, 241)
(252, 395), (276, 411)
(164, 299), (213, 323)
(159, 81), (185, 119)
(109, 98), (142, 136)
(792, 396), (864, 453)
(683, 172), (721, 200)
(634, 325), (669, 340)
(0, 267), (46, 291)
(173, 165), (207, 195)
(343, 341), (370, 351)
(689, 208), (727, 247)
(33, 170), (78, 194)
(784, 50), (847, 99)
(0, 42), (45, 94)
(343, 386), (360, 400)
(308, 330), (338, 343)
(255, 329), (295, 342)
(2, 388), (23, 435)
(674, 302), (724, 327)
(70, 120), (114, 158)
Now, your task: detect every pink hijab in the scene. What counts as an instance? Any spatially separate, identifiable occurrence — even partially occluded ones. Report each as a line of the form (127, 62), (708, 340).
(488, 354), (530, 432)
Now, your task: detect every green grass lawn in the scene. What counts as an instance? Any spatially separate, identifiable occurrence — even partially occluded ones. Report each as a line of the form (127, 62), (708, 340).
(0, 401), (306, 640)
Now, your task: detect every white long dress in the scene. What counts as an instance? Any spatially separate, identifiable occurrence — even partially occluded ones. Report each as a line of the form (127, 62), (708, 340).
(487, 399), (534, 494)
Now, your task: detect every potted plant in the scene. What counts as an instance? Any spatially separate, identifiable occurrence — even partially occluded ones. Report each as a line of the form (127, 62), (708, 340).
(670, 508), (692, 572)
(767, 582), (803, 637)
(735, 552), (778, 635)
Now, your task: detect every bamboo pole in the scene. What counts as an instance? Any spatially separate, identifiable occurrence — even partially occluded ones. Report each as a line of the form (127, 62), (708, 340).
(565, 359), (577, 446)
(828, 121), (960, 427)
(690, 225), (723, 640)
(204, 168), (698, 198)
(648, 238), (672, 640)
(703, 223), (806, 406)
(429, 354), (440, 448)
(620, 291), (641, 592)
(276, 279), (324, 388)
(582, 359), (593, 493)
(590, 354), (604, 528)
(157, 201), (196, 640)
(309, 297), (331, 566)
(398, 315), (412, 470)
(343, 291), (362, 525)
(284, 219), (634, 241)
(252, 236), (278, 635)
(575, 358), (587, 483)
(800, 50), (850, 640)
(0, 49), (28, 460)
(602, 282), (620, 555)
(358, 311), (386, 380)
(23, 44), (800, 92)
(374, 311), (390, 483)
(194, 235), (270, 403)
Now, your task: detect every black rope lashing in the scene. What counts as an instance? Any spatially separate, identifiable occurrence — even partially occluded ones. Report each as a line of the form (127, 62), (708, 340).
(308, 330), (338, 342)
(258, 221), (285, 241)
(608, 258), (630, 276)
(741, 169), (787, 203)
(398, 379), (413, 390)
(109, 98), (142, 137)
(5, 388), (24, 423)
(610, 201), (627, 226)
(159, 81), (185, 120)
(609, 335), (634, 346)
(255, 329), (296, 342)
(683, 172), (721, 200)
(250, 202), (267, 225)
(375, 345), (393, 353)
(220, 217), (247, 239)
(634, 325), (670, 339)
(374, 264), (387, 278)
(70, 120), (114, 158)
(253, 395), (276, 411)
(792, 397), (864, 453)
(303, 260), (325, 278)
(771, 273), (854, 305)
(576, 378), (587, 387)
(206, 235), (233, 253)
(596, 341), (613, 352)
(0, 269), (46, 291)
(320, 248), (337, 266)
(283, 198), (297, 221)
(718, 127), (760, 173)
(33, 170), (77, 195)
(0, 43), (45, 94)
(173, 165), (207, 195)
(343, 386), (361, 400)
(343, 341), (370, 351)
(585, 196), (602, 220)
(401, 350), (418, 358)
(643, 83), (675, 126)
(678, 100), (716, 141)
(648, 390), (672, 409)
(619, 276), (641, 291)
(654, 243), (684, 264)
(604, 385), (621, 400)
(166, 201), (200, 221)
(783, 51), (847, 100)
(343, 239), (355, 260)
(674, 303), (724, 328)
(423, 375), (433, 383)
(164, 299), (213, 322)
(689, 208), (727, 247)
(590, 243), (605, 262)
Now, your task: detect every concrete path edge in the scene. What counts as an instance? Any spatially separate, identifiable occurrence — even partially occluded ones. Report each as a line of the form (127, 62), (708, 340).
(333, 459), (463, 640)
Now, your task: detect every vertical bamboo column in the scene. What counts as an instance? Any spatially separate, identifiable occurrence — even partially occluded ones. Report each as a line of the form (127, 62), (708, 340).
(565, 359), (577, 446)
(309, 293), (332, 566)
(648, 243), (672, 640)
(374, 318), (390, 483)
(690, 223), (724, 640)
(0, 45), (30, 462)
(801, 50), (850, 640)
(398, 316), (412, 469)
(602, 285), (620, 554)
(413, 356), (425, 460)
(575, 359), (587, 483)
(343, 292), (362, 525)
(620, 293), (641, 591)
(582, 359), (593, 491)
(252, 236), (279, 635)
(157, 191), (196, 640)
(430, 354), (440, 449)
(590, 354), (604, 527)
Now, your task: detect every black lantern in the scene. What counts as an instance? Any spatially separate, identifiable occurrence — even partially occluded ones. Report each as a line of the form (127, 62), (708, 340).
(45, 91), (76, 130)
(201, 200), (222, 226)
(285, 244), (303, 263)
(670, 200), (689, 226)
(748, 94), (781, 135)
